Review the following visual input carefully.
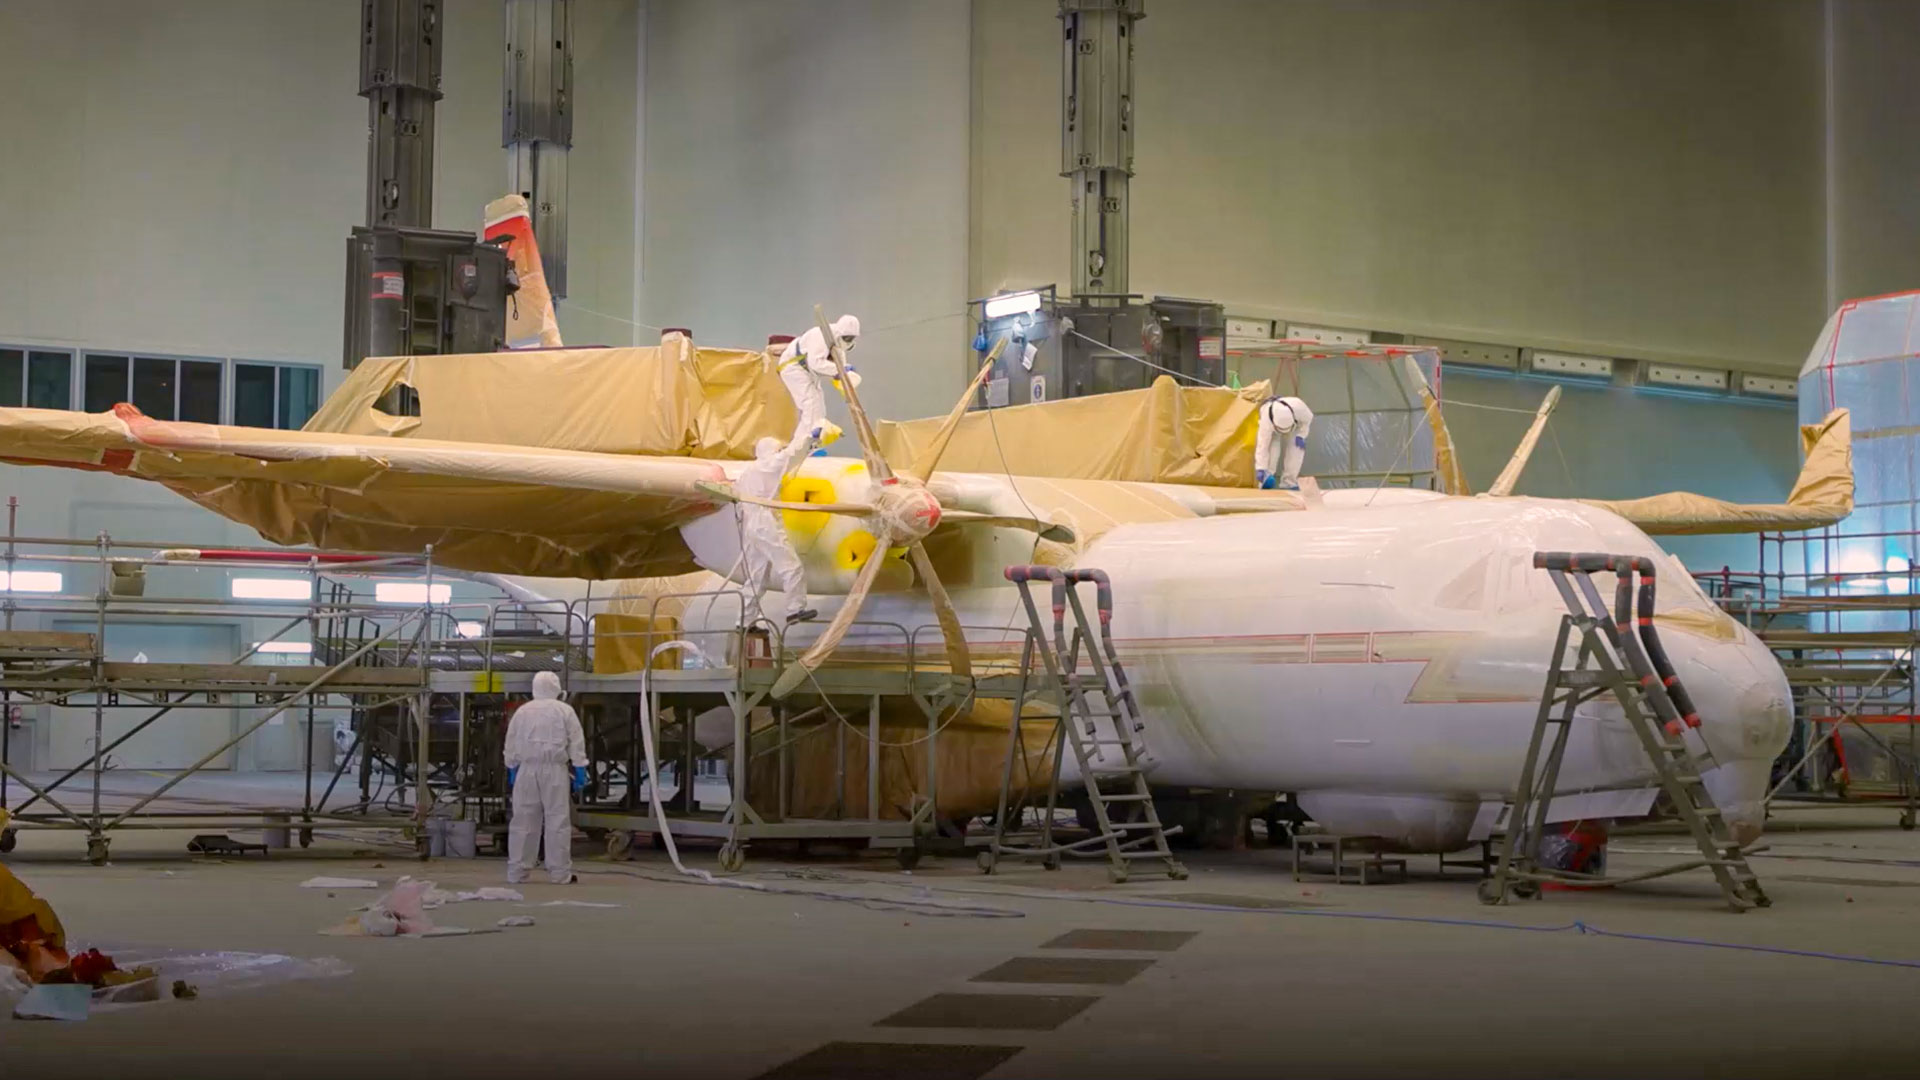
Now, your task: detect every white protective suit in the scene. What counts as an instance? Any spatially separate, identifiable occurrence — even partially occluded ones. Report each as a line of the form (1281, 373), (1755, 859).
(504, 670), (587, 884)
(1253, 396), (1314, 490)
(736, 436), (812, 624)
(776, 314), (860, 449)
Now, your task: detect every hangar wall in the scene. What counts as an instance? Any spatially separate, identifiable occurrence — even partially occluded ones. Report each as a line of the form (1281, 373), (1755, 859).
(637, 0), (974, 422)
(0, 0), (641, 770)
(973, 0), (1829, 375)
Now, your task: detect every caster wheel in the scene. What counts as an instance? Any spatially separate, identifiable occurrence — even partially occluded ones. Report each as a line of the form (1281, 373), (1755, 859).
(717, 843), (746, 873)
(1107, 864), (1129, 884)
(0, 828), (16, 854)
(606, 831), (634, 858)
(1167, 862), (1190, 881)
(86, 838), (109, 866)
(1477, 879), (1505, 905)
(894, 845), (922, 871)
(1041, 853), (1062, 871)
(976, 850), (996, 875)
(1512, 881), (1541, 901)
(1900, 811), (1915, 832)
(298, 828), (313, 849)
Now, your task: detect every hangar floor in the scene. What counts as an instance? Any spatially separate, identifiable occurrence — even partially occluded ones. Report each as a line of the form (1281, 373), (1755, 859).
(1, 785), (1915, 1078)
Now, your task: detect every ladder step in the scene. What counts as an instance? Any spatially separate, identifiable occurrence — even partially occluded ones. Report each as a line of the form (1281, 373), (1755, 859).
(1094, 793), (1153, 803)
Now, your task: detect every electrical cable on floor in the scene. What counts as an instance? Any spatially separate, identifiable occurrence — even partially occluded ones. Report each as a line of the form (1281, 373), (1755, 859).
(909, 880), (1920, 971)
(627, 638), (1019, 919)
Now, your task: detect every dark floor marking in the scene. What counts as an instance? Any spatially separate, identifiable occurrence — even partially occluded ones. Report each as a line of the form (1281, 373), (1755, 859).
(970, 955), (1154, 986)
(876, 992), (1099, 1031)
(755, 1041), (1020, 1080)
(1781, 873), (1920, 888)
(1151, 892), (1326, 910)
(1041, 928), (1197, 952)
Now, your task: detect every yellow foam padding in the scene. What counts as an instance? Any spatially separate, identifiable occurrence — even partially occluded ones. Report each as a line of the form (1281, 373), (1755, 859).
(777, 475), (837, 541)
(836, 530), (878, 571)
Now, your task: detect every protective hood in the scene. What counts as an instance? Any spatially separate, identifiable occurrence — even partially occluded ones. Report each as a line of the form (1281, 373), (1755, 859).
(532, 670), (563, 699)
(832, 314), (860, 346)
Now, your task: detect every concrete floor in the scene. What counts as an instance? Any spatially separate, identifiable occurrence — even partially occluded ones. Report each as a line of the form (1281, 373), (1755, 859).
(2, 794), (1918, 1078)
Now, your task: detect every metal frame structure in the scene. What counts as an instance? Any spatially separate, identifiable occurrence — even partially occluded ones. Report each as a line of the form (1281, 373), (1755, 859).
(1225, 341), (1443, 490)
(1701, 528), (1920, 827)
(0, 523), (442, 863)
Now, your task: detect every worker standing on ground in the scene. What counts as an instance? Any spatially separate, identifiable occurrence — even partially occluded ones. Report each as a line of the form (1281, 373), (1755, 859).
(1254, 395), (1314, 490)
(737, 435), (817, 626)
(504, 670), (587, 885)
(775, 314), (861, 451)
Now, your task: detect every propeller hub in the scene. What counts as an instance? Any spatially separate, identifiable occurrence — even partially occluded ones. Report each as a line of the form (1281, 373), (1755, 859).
(871, 478), (942, 542)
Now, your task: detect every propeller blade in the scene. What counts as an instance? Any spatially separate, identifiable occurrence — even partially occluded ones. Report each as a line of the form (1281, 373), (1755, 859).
(902, 335), (1007, 481)
(1487, 384), (1562, 497)
(908, 541), (972, 681)
(771, 527), (894, 699)
(813, 304), (889, 479)
(1400, 353), (1471, 497)
(694, 480), (874, 516)
(934, 510), (1077, 545)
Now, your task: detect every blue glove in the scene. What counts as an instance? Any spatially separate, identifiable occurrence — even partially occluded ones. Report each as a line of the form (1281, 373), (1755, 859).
(1294, 434), (1308, 449)
(506, 766), (518, 789)
(572, 765), (588, 793)
(1255, 469), (1269, 487)
(972, 331), (988, 351)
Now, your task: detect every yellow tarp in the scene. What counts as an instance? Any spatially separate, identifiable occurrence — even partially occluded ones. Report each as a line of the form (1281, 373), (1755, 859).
(1581, 409), (1854, 534)
(878, 375), (1271, 486)
(0, 406), (725, 578)
(0, 862), (65, 952)
(307, 339), (796, 458)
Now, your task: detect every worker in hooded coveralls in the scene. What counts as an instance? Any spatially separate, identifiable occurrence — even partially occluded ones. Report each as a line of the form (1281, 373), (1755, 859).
(504, 671), (587, 884)
(736, 435), (817, 626)
(1254, 395), (1314, 490)
(775, 314), (861, 451)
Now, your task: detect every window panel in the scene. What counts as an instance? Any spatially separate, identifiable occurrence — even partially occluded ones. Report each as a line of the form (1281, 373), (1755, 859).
(84, 354), (129, 413)
(278, 365), (320, 429)
(0, 350), (20, 408)
(132, 356), (176, 420)
(233, 363), (275, 428)
(26, 352), (71, 409)
(179, 360), (222, 423)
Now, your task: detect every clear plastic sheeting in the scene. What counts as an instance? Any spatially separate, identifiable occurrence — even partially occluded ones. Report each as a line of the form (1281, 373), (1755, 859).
(1796, 290), (1920, 627)
(1232, 344), (1441, 489)
(72, 946), (349, 999)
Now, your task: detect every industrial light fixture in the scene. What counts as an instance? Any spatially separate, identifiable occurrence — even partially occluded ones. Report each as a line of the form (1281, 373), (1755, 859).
(456, 620), (485, 638)
(231, 577), (313, 601)
(375, 581), (452, 605)
(984, 290), (1043, 320)
(0, 570), (63, 593)
(252, 641), (313, 655)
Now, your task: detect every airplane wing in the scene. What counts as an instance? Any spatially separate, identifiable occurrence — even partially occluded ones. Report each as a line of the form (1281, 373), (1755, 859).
(1579, 409), (1852, 534)
(0, 404), (727, 579)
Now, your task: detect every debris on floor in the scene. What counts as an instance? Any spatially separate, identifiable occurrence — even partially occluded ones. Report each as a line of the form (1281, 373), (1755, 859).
(13, 982), (89, 1021)
(496, 915), (536, 928)
(537, 900), (620, 909)
(299, 876), (380, 890)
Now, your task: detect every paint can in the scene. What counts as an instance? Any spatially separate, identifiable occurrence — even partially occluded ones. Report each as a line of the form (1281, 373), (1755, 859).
(261, 812), (291, 850)
(424, 816), (448, 858)
(444, 819), (478, 859)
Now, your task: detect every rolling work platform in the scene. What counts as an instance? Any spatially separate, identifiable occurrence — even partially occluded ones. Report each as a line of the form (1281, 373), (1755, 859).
(1703, 528), (1920, 828)
(1487, 552), (1768, 911)
(977, 566), (1185, 884)
(0, 527), (441, 862)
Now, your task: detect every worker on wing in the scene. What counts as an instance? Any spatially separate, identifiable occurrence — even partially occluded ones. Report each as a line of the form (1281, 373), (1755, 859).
(1254, 395), (1314, 490)
(737, 435), (817, 626)
(775, 314), (861, 452)
(504, 671), (588, 885)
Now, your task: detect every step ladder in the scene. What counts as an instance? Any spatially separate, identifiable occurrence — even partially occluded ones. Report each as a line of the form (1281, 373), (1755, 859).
(977, 566), (1186, 884)
(1485, 551), (1769, 912)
